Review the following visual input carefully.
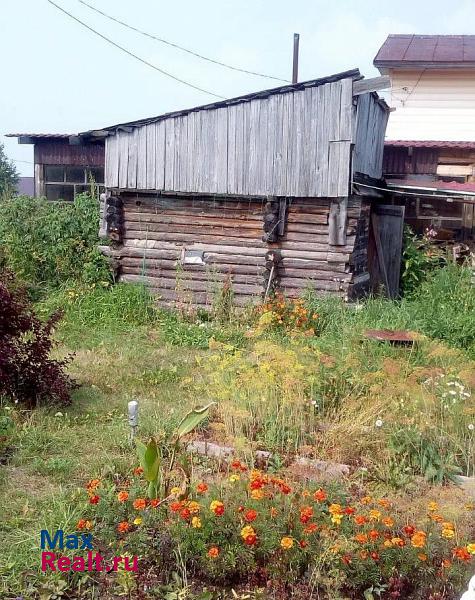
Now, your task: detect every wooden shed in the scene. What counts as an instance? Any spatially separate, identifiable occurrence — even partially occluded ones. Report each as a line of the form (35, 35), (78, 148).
(82, 69), (397, 306)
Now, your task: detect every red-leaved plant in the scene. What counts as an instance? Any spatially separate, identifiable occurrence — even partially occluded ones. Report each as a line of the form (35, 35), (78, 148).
(0, 271), (75, 408)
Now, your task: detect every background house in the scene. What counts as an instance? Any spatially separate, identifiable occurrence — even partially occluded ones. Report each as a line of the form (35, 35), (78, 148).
(375, 34), (475, 239)
(83, 69), (397, 305)
(6, 133), (105, 201)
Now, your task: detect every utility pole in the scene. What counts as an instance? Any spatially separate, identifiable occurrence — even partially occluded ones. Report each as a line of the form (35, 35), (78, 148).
(292, 33), (300, 84)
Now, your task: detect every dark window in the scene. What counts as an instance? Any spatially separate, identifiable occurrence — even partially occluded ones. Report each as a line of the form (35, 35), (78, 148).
(87, 167), (104, 184)
(45, 184), (75, 202)
(65, 166), (86, 183)
(45, 166), (64, 182)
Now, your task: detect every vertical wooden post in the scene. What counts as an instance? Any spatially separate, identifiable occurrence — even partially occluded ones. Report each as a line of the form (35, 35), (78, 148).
(328, 197), (348, 246)
(292, 34), (300, 84)
(34, 163), (45, 198)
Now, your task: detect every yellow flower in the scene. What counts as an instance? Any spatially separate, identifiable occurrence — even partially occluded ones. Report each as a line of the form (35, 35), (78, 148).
(369, 509), (381, 521)
(191, 516), (202, 529)
(229, 474), (240, 482)
(442, 528), (455, 539)
(466, 543), (475, 555)
(241, 525), (256, 540)
(133, 517), (142, 526)
(331, 513), (343, 526)
(328, 503), (343, 515)
(251, 489), (264, 500)
(384, 539), (393, 548)
(427, 501), (438, 512)
(280, 537), (294, 550)
(170, 486), (181, 496)
(188, 501), (200, 514)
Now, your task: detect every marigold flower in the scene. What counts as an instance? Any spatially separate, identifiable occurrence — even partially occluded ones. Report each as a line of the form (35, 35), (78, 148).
(299, 506), (313, 524)
(188, 501), (200, 514)
(391, 537), (405, 547)
(328, 503), (343, 515)
(467, 543), (475, 555)
(442, 559), (452, 568)
(442, 528), (455, 539)
(208, 546), (219, 558)
(196, 482), (208, 494)
(117, 491), (129, 503)
(250, 489), (264, 501)
(378, 499), (391, 509)
(431, 513), (444, 523)
(453, 547), (471, 561)
(344, 506), (355, 515)
(244, 509), (258, 523)
(418, 553), (428, 562)
(249, 469), (262, 481)
(427, 501), (439, 512)
(370, 552), (379, 561)
(384, 540), (393, 548)
(382, 517), (394, 527)
(150, 499), (160, 508)
(89, 495), (100, 505)
(133, 466), (144, 476)
(170, 486), (181, 496)
(355, 533), (368, 544)
(117, 521), (130, 533)
(280, 537), (294, 550)
(302, 489), (311, 498)
(133, 498), (147, 510)
(341, 554), (352, 565)
(86, 479), (100, 491)
(191, 516), (202, 529)
(369, 509), (381, 521)
(241, 525), (256, 539)
(180, 508), (191, 520)
(244, 534), (257, 546)
(304, 523), (318, 534)
(369, 529), (379, 540)
(170, 501), (183, 512)
(299, 540), (308, 548)
(210, 500), (225, 516)
(355, 515), (369, 526)
(314, 488), (327, 502)
(403, 525), (415, 536)
(360, 496), (372, 505)
(229, 474), (240, 482)
(231, 460), (242, 470)
(411, 531), (427, 548)
(331, 513), (343, 526)
(76, 519), (92, 531)
(133, 517), (142, 526)
(442, 521), (454, 531)
(250, 479), (264, 490)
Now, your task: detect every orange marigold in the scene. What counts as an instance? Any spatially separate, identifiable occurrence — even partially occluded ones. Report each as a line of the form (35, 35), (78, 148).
(355, 533), (368, 544)
(355, 515), (369, 526)
(299, 506), (313, 524)
(133, 466), (144, 476)
(244, 509), (258, 523)
(117, 521), (130, 533)
(208, 546), (220, 558)
(76, 519), (92, 531)
(117, 491), (129, 503)
(453, 547), (471, 561)
(411, 531), (427, 548)
(280, 537), (294, 550)
(304, 523), (318, 534)
(382, 517), (394, 527)
(86, 479), (100, 491)
(150, 498), (160, 508)
(133, 498), (147, 510)
(196, 482), (208, 494)
(313, 488), (327, 502)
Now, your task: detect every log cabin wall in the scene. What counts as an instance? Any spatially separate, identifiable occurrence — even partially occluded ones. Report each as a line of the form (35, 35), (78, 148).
(105, 193), (371, 307)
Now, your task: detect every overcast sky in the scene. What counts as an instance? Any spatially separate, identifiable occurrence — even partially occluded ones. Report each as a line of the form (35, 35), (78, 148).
(2, 0), (475, 176)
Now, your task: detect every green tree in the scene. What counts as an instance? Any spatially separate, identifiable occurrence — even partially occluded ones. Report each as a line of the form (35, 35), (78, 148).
(0, 142), (19, 197)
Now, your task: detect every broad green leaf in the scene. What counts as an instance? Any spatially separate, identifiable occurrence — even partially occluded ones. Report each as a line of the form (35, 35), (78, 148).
(136, 437), (160, 482)
(175, 402), (216, 440)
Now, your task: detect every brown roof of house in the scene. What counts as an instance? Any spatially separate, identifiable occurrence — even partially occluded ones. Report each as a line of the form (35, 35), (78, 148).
(374, 35), (475, 69)
(385, 140), (475, 149)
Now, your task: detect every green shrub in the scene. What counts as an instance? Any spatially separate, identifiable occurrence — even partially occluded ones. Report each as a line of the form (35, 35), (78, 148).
(401, 226), (447, 297)
(0, 193), (111, 295)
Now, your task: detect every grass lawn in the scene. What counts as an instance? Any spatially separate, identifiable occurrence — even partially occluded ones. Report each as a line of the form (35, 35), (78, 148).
(1, 275), (475, 599)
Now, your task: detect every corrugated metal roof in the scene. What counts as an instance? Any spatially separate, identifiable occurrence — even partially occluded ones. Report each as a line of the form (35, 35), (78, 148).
(374, 35), (475, 68)
(80, 68), (362, 136)
(6, 133), (73, 139)
(385, 140), (475, 149)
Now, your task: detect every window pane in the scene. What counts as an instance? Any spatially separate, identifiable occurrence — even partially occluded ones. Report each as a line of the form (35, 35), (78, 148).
(65, 166), (86, 183)
(75, 185), (89, 196)
(45, 184), (74, 202)
(45, 166), (64, 182)
(87, 167), (104, 184)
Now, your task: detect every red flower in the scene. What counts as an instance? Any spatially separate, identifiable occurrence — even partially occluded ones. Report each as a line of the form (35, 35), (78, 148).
(355, 515), (369, 526)
(369, 530), (379, 540)
(279, 483), (292, 495)
(150, 499), (160, 508)
(453, 547), (471, 561)
(370, 552), (380, 561)
(250, 479), (264, 490)
(300, 506), (313, 524)
(196, 483), (208, 494)
(244, 509), (258, 522)
(344, 506), (356, 515)
(314, 489), (327, 502)
(133, 498), (147, 510)
(133, 467), (144, 476)
(170, 501), (183, 513)
(244, 534), (257, 546)
(180, 508), (191, 520)
(299, 540), (308, 549)
(231, 460), (242, 470)
(403, 525), (415, 536)
(89, 495), (100, 505)
(342, 554), (352, 565)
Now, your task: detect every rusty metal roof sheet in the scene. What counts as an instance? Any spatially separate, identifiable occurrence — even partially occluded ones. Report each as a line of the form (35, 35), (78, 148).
(385, 140), (475, 149)
(374, 35), (475, 68)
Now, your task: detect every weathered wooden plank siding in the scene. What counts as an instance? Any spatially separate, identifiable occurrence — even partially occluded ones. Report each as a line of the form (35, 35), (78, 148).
(353, 93), (389, 180)
(104, 77), (377, 198)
